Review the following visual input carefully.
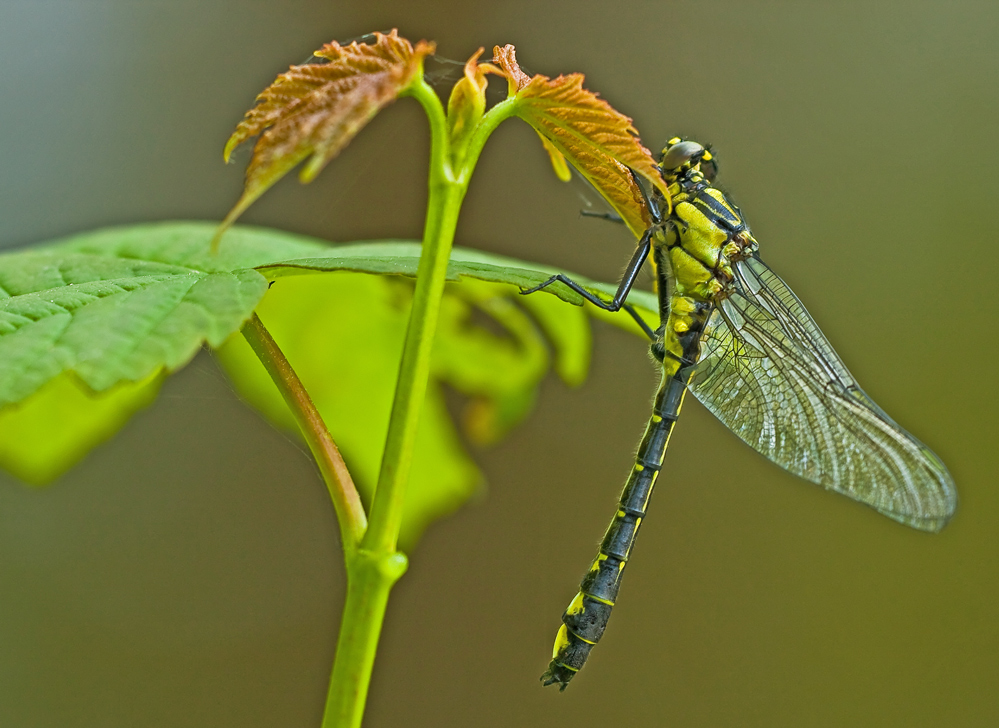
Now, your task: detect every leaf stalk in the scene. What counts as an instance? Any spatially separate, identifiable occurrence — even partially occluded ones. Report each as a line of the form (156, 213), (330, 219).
(240, 313), (367, 553)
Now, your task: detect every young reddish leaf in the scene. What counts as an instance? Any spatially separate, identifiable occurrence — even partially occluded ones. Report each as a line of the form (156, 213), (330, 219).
(492, 45), (666, 237)
(216, 30), (435, 247)
(447, 48), (499, 148)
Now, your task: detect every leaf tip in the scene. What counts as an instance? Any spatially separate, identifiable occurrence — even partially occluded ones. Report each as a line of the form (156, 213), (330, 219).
(537, 132), (572, 182)
(223, 133), (241, 163)
(491, 44), (531, 97)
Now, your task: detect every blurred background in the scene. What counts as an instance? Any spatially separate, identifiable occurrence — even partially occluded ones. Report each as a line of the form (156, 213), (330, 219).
(1, 1), (997, 726)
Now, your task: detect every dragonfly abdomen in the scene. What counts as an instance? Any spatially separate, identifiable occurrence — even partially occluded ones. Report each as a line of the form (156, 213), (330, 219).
(542, 373), (687, 690)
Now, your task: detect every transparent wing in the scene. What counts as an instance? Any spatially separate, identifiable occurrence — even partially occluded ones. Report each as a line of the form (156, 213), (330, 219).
(689, 255), (957, 531)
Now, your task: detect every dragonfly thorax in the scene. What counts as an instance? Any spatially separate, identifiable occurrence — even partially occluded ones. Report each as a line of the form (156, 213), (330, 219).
(652, 140), (757, 305)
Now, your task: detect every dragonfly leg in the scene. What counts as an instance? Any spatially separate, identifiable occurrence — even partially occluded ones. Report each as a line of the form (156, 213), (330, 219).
(580, 209), (625, 224)
(521, 274), (656, 341)
(628, 167), (664, 225)
(519, 272), (596, 300)
(623, 303), (657, 341)
(578, 164), (659, 226)
(650, 337), (666, 362)
(521, 225), (654, 314)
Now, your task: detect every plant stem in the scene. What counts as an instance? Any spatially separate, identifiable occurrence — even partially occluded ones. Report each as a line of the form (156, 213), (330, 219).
(240, 312), (366, 552)
(363, 79), (463, 553)
(461, 97), (516, 184)
(322, 75), (464, 728)
(323, 548), (407, 728)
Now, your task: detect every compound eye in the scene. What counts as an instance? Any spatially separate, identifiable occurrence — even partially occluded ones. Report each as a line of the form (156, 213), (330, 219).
(701, 155), (718, 182)
(660, 140), (705, 170)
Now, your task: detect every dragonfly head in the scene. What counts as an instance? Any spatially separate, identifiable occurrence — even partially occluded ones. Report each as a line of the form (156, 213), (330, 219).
(659, 138), (718, 183)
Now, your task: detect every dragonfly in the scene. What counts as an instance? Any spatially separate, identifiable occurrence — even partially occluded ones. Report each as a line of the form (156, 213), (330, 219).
(521, 138), (958, 690)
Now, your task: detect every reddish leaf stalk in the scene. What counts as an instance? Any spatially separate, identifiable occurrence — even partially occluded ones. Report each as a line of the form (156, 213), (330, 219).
(240, 312), (367, 551)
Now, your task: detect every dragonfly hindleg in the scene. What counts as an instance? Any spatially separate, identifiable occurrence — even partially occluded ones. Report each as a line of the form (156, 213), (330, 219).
(520, 274), (656, 341)
(520, 227), (656, 336)
(580, 209), (625, 224)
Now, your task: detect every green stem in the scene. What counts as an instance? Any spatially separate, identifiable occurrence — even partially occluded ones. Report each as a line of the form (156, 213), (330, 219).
(322, 75), (465, 728)
(240, 312), (366, 553)
(461, 97), (517, 184)
(363, 80), (463, 553)
(323, 549), (408, 728)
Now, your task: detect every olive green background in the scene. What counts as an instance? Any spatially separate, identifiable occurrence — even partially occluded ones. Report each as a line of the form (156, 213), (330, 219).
(1, 1), (996, 726)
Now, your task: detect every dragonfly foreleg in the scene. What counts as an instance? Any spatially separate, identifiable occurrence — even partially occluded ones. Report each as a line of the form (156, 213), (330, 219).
(628, 167), (663, 225)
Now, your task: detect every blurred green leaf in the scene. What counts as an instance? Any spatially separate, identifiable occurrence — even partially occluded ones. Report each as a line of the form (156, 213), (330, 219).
(0, 370), (164, 484)
(215, 272), (594, 547)
(216, 273), (480, 548)
(435, 280), (554, 446)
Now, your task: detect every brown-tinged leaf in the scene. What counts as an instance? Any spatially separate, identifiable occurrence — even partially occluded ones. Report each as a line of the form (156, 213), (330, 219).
(494, 45), (532, 96)
(216, 30), (435, 247)
(492, 45), (666, 237)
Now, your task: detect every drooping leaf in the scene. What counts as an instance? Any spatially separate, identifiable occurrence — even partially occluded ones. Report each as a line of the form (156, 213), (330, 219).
(0, 370), (163, 484)
(517, 288), (591, 386)
(218, 30), (436, 241)
(435, 280), (557, 445)
(491, 44), (667, 237)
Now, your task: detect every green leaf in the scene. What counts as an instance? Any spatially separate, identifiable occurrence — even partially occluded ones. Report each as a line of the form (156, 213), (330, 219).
(517, 289), (591, 387)
(256, 239), (660, 318)
(0, 222), (329, 409)
(435, 280), (563, 446)
(0, 222), (328, 482)
(0, 221), (656, 544)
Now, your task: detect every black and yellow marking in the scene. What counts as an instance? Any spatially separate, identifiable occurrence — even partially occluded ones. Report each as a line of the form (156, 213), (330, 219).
(540, 139), (755, 689)
(535, 132), (958, 688)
